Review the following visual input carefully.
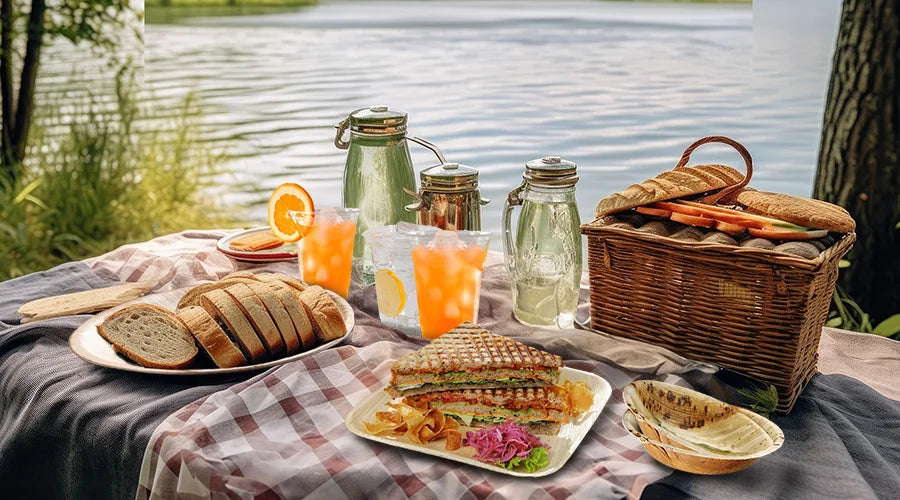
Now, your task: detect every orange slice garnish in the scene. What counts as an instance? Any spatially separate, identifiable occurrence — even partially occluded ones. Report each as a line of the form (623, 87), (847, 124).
(268, 183), (314, 242)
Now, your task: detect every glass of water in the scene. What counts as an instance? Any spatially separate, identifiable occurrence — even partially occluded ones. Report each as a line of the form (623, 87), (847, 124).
(363, 223), (436, 335)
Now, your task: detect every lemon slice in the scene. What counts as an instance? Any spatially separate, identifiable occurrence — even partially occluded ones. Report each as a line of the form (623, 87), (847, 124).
(374, 270), (405, 318)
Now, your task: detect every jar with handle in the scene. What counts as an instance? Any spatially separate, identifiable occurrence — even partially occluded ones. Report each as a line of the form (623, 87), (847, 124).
(335, 106), (439, 285)
(502, 156), (581, 329)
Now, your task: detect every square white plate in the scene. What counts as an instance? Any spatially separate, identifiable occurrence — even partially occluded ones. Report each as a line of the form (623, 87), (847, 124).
(344, 367), (612, 477)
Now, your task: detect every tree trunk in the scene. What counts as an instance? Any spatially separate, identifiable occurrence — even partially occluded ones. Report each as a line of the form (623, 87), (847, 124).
(9, 0), (46, 166)
(815, 0), (900, 322)
(0, 0), (14, 178)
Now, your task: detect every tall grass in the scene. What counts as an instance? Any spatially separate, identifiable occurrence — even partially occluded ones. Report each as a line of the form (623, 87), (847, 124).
(0, 71), (237, 281)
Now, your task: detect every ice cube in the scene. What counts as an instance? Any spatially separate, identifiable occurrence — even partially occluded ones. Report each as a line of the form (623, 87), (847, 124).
(397, 221), (438, 236)
(317, 207), (342, 224)
(431, 229), (462, 249)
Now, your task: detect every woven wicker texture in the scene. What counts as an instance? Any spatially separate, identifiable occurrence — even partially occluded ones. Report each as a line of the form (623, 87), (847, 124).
(581, 218), (855, 413)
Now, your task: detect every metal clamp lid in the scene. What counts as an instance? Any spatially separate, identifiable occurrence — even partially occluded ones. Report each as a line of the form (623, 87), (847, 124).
(334, 106), (409, 148)
(523, 156), (579, 187)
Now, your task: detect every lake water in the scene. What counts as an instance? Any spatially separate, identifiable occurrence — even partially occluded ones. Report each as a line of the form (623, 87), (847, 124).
(140, 0), (841, 235)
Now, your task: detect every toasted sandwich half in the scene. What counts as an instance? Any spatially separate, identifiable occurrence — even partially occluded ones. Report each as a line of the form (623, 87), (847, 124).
(403, 386), (570, 434)
(387, 323), (562, 397)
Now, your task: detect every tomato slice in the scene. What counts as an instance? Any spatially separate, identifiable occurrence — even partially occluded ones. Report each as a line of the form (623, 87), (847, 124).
(670, 212), (715, 228)
(636, 206), (672, 217)
(748, 228), (828, 241)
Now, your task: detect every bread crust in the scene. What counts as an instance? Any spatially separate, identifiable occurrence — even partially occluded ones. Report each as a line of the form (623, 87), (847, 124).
(735, 190), (856, 233)
(98, 304), (198, 369)
(595, 164), (744, 217)
(225, 283), (285, 357)
(297, 286), (347, 343)
(177, 306), (246, 368)
(246, 281), (302, 355)
(176, 277), (257, 311)
(200, 289), (267, 363)
(389, 323), (563, 378)
(266, 281), (316, 349)
(255, 272), (307, 292)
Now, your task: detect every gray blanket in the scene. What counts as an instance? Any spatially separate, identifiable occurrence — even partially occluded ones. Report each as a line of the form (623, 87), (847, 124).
(0, 263), (261, 499)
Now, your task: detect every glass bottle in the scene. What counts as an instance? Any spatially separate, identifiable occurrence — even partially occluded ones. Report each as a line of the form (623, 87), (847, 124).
(502, 157), (582, 329)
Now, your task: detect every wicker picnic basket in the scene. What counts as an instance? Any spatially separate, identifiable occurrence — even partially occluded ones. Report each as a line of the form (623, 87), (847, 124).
(581, 138), (855, 413)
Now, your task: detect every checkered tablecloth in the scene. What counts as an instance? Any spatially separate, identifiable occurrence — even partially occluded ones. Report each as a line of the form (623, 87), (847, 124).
(74, 230), (899, 500)
(135, 345), (678, 499)
(105, 230), (679, 499)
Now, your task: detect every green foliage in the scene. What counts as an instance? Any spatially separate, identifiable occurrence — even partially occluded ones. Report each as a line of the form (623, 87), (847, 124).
(0, 71), (237, 281)
(735, 385), (779, 418)
(828, 286), (900, 340)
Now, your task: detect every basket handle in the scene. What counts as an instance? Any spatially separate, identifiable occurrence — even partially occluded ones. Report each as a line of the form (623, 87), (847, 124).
(674, 135), (753, 205)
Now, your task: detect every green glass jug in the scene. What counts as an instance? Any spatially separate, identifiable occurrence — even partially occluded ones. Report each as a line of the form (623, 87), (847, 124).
(335, 106), (436, 284)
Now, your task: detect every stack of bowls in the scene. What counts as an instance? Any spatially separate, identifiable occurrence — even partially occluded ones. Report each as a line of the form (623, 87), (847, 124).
(622, 381), (784, 475)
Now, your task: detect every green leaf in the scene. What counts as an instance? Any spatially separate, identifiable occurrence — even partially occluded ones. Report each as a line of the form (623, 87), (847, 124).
(873, 314), (900, 337)
(838, 259), (851, 269)
(496, 447), (550, 472)
(12, 178), (43, 206)
(825, 317), (843, 328)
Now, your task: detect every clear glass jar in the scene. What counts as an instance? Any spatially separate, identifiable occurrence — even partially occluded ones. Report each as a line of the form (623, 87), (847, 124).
(503, 157), (581, 329)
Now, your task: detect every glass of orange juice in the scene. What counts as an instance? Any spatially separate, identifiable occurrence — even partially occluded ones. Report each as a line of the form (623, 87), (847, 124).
(290, 207), (360, 298)
(410, 229), (490, 339)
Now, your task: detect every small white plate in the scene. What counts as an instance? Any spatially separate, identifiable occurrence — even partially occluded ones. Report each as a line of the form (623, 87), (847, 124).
(217, 228), (298, 263)
(345, 367), (612, 477)
(69, 287), (354, 375)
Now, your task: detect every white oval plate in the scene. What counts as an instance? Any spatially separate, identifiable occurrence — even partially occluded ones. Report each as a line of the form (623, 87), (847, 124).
(345, 367), (612, 477)
(69, 287), (354, 375)
(217, 228), (298, 263)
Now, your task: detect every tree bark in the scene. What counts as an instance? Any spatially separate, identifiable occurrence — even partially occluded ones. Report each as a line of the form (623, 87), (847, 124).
(10, 0), (46, 166)
(815, 0), (900, 321)
(0, 0), (14, 177)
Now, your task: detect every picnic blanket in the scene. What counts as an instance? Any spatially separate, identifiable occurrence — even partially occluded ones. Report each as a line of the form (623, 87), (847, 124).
(1, 230), (898, 499)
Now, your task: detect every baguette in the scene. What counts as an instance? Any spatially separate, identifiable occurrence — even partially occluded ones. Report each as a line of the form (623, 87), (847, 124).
(200, 289), (267, 363)
(734, 190), (856, 233)
(97, 304), (198, 369)
(297, 286), (347, 343)
(266, 281), (316, 349)
(176, 277), (257, 311)
(177, 306), (247, 368)
(224, 283), (285, 357)
(245, 281), (302, 355)
(595, 164), (743, 217)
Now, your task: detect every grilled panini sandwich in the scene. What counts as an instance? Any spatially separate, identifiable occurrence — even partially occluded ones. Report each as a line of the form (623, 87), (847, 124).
(387, 323), (563, 397)
(403, 386), (570, 434)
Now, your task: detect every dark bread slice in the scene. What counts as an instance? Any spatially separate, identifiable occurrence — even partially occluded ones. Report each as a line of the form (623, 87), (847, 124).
(266, 281), (316, 349)
(200, 289), (267, 363)
(177, 306), (246, 368)
(97, 304), (198, 369)
(245, 281), (301, 355)
(297, 286), (347, 343)
(225, 283), (285, 357)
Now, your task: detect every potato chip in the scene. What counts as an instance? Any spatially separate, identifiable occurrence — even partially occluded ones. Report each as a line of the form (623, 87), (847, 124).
(407, 409), (445, 445)
(562, 379), (594, 415)
(444, 430), (462, 451)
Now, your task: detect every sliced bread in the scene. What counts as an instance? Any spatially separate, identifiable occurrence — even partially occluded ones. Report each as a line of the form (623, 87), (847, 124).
(224, 283), (285, 357)
(177, 306), (247, 368)
(97, 304), (198, 369)
(177, 277), (258, 311)
(246, 281), (302, 355)
(255, 272), (307, 292)
(200, 289), (267, 363)
(267, 281), (316, 349)
(298, 285), (347, 343)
